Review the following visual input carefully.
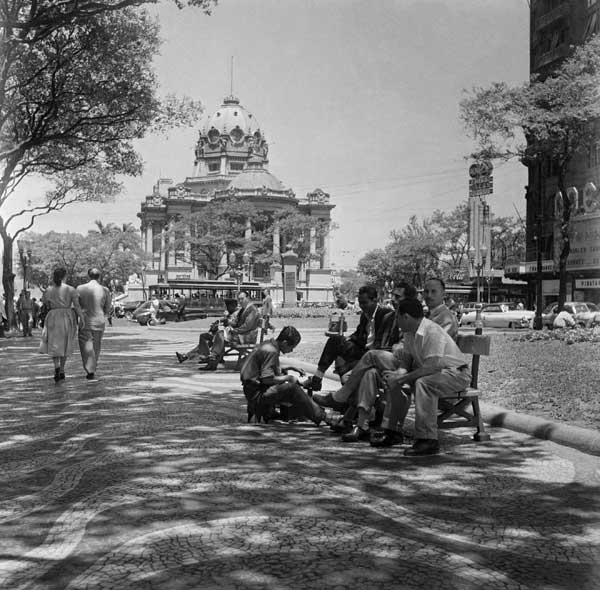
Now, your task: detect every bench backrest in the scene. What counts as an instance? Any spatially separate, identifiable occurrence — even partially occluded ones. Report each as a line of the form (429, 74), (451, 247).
(456, 333), (491, 389)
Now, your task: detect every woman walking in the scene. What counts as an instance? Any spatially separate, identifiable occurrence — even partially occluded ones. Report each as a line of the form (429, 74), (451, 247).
(40, 268), (84, 382)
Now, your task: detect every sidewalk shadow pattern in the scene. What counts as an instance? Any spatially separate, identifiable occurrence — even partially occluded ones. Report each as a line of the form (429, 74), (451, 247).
(1, 326), (599, 589)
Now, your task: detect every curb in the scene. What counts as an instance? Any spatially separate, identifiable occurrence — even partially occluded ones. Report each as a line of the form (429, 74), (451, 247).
(288, 357), (600, 457)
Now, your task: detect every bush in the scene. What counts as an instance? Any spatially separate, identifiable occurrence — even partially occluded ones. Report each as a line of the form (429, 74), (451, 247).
(273, 307), (336, 319)
(512, 326), (600, 344)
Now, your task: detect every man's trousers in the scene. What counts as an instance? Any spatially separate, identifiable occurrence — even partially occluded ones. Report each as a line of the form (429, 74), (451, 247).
(78, 328), (104, 375)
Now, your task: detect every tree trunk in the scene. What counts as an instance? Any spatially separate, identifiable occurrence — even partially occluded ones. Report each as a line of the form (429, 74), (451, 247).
(1, 233), (16, 333)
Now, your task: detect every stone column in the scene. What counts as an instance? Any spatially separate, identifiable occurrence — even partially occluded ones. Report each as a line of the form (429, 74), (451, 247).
(281, 247), (298, 308)
(272, 221), (280, 257)
(245, 219), (252, 240)
(309, 226), (317, 269)
(322, 225), (331, 269)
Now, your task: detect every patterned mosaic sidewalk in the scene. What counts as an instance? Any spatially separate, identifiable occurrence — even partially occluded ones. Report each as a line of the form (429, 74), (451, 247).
(1, 324), (599, 590)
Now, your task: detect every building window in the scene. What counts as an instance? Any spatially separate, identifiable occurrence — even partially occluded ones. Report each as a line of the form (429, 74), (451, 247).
(208, 163), (220, 173)
(230, 162), (244, 172)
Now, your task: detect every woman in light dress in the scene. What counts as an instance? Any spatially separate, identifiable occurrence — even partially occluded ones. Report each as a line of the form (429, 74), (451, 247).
(40, 268), (84, 382)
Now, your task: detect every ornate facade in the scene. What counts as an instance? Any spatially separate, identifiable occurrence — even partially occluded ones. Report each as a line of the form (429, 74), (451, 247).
(137, 95), (335, 303)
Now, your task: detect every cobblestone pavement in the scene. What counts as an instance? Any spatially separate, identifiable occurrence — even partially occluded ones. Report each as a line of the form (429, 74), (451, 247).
(1, 322), (599, 590)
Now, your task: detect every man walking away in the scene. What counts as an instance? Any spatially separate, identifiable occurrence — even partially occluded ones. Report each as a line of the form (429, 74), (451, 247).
(77, 268), (111, 381)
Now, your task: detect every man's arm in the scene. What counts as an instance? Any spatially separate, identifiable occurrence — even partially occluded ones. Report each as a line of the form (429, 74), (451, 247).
(233, 305), (259, 335)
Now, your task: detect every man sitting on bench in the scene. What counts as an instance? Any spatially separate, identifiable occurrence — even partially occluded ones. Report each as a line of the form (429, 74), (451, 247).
(302, 285), (394, 392)
(380, 297), (471, 456)
(175, 291), (259, 370)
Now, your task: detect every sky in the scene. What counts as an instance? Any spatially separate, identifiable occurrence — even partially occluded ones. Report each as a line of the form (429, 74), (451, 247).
(22, 0), (531, 270)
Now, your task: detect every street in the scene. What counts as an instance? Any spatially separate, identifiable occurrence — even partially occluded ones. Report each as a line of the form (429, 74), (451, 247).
(1, 321), (599, 590)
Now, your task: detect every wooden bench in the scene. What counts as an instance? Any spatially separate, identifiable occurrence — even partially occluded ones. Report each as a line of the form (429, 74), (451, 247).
(437, 333), (491, 442)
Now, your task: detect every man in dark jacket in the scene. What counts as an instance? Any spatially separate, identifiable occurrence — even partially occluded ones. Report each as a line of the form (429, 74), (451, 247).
(302, 285), (393, 392)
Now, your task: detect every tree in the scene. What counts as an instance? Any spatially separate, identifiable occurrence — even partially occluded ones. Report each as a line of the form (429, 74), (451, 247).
(25, 229), (145, 289)
(166, 199), (333, 280)
(0, 1), (213, 330)
(460, 35), (600, 310)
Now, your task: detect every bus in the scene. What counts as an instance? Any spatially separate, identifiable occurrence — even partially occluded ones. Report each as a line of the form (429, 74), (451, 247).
(147, 280), (263, 317)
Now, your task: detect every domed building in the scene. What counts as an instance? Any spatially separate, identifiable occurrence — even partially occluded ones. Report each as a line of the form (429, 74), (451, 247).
(137, 95), (336, 304)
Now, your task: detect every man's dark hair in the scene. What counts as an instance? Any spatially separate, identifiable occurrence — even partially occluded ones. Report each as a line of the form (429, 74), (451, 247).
(393, 281), (417, 299)
(276, 326), (301, 347)
(358, 285), (378, 300)
(425, 277), (445, 291)
(238, 289), (249, 297)
(88, 268), (101, 280)
(397, 298), (425, 319)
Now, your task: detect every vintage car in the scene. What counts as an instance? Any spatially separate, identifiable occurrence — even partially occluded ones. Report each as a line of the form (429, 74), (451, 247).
(132, 300), (178, 325)
(541, 301), (600, 328)
(459, 302), (535, 329)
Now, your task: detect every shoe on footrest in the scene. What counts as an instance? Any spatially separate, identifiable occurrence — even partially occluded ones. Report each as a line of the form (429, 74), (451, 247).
(176, 352), (188, 364)
(301, 376), (322, 392)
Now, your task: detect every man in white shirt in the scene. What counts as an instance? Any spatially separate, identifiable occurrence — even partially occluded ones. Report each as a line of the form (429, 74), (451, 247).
(77, 268), (111, 381)
(381, 297), (471, 456)
(423, 277), (458, 341)
(553, 307), (576, 329)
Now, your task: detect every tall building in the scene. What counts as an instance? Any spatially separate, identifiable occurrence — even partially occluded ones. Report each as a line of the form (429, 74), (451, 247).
(137, 95), (335, 303)
(506, 0), (600, 305)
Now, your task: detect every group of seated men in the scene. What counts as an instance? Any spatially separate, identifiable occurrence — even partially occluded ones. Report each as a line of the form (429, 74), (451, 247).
(177, 279), (468, 457)
(175, 290), (261, 370)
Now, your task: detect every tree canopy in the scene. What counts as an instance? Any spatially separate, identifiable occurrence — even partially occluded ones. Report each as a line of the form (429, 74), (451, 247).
(166, 198), (332, 280)
(460, 35), (600, 308)
(357, 201), (524, 294)
(0, 0), (213, 329)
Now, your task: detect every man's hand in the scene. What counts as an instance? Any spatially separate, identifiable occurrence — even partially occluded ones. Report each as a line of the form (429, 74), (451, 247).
(382, 369), (407, 389)
(286, 373), (299, 384)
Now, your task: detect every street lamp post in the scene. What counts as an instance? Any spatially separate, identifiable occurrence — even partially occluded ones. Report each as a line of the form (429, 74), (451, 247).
(468, 245), (487, 304)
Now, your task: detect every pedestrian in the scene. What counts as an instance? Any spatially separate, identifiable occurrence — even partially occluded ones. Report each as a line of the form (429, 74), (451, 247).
(31, 297), (40, 329)
(77, 268), (112, 381)
(39, 268), (84, 383)
(261, 288), (275, 331)
(175, 293), (186, 322)
(16, 290), (33, 336)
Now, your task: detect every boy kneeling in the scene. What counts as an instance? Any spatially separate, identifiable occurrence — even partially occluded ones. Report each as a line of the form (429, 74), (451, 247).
(241, 326), (326, 426)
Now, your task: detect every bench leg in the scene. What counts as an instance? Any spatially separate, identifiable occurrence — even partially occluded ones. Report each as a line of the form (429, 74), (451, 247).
(471, 397), (491, 442)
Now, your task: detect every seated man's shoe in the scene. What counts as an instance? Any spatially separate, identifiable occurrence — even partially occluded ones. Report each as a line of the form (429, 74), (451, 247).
(330, 418), (353, 434)
(404, 438), (440, 456)
(312, 392), (346, 412)
(313, 408), (327, 427)
(199, 360), (219, 371)
(301, 376), (322, 392)
(341, 425), (370, 443)
(176, 352), (188, 364)
(370, 430), (404, 447)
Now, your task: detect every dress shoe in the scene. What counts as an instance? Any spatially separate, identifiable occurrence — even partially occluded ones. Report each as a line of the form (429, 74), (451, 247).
(370, 430), (404, 447)
(312, 392), (346, 412)
(341, 425), (370, 442)
(330, 419), (353, 434)
(199, 362), (219, 371)
(176, 352), (188, 363)
(313, 408), (327, 427)
(301, 376), (322, 392)
(54, 368), (61, 383)
(404, 438), (440, 456)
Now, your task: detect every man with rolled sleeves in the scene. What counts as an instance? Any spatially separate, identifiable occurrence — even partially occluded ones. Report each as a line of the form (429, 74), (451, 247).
(380, 298), (471, 456)
(77, 268), (111, 381)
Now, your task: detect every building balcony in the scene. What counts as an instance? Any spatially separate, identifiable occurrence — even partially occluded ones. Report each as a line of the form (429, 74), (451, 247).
(535, 3), (570, 32)
(534, 43), (571, 69)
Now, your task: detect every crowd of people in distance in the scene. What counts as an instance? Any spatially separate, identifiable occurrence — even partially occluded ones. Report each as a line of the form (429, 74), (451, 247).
(177, 278), (469, 457)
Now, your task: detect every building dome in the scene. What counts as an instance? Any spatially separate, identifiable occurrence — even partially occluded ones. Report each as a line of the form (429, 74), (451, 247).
(228, 166), (285, 191)
(201, 95), (261, 138)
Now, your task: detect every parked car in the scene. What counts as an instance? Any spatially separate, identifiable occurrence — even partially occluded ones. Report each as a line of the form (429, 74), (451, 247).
(541, 301), (600, 328)
(459, 302), (535, 329)
(132, 300), (178, 325)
